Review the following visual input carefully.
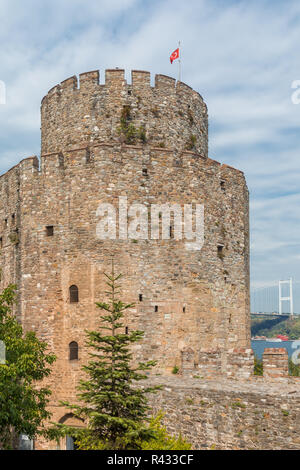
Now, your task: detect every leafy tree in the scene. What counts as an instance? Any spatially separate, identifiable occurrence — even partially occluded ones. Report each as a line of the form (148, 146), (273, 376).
(49, 266), (161, 450)
(252, 316), (300, 339)
(289, 358), (300, 377)
(139, 412), (191, 450)
(0, 285), (56, 449)
(72, 412), (191, 451)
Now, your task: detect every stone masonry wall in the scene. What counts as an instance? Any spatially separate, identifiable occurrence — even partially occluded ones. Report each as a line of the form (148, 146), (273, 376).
(40, 349), (300, 450)
(182, 348), (254, 381)
(263, 348), (289, 380)
(148, 376), (300, 450)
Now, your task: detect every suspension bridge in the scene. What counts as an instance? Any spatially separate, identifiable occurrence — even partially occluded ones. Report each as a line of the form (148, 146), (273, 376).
(251, 278), (300, 316)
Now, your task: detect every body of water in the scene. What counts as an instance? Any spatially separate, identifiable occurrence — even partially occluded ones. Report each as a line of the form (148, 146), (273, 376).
(251, 340), (300, 359)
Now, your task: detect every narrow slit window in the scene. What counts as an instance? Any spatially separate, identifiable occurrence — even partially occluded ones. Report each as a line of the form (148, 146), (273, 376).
(4, 219), (7, 228)
(217, 245), (224, 260)
(155, 306), (158, 312)
(0, 237), (2, 248)
(220, 180), (226, 191)
(69, 341), (79, 361)
(69, 285), (79, 303)
(12, 214), (15, 224)
(46, 226), (54, 237)
(139, 294), (143, 302)
(125, 327), (129, 335)
(183, 306), (186, 313)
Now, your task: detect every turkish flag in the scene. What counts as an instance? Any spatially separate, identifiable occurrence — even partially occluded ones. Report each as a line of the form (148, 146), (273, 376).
(170, 48), (179, 64)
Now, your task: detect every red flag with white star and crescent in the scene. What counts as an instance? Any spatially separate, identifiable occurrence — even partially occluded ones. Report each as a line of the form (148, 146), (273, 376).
(170, 48), (179, 64)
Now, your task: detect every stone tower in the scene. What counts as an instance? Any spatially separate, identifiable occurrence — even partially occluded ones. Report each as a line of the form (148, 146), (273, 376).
(0, 70), (250, 437)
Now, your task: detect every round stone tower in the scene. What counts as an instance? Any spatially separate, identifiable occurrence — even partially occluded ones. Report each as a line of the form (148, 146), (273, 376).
(35, 68), (250, 371)
(0, 71), (250, 443)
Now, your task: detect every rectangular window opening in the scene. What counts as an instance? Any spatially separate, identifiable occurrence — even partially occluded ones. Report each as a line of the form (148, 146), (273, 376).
(220, 180), (226, 191)
(46, 226), (54, 237)
(155, 306), (158, 312)
(217, 245), (224, 260)
(139, 294), (143, 302)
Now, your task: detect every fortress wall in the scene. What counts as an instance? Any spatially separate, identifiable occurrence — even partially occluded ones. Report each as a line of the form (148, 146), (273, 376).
(263, 348), (289, 380)
(182, 348), (254, 380)
(147, 376), (300, 450)
(40, 69), (208, 156)
(41, 372), (300, 450)
(0, 163), (22, 317)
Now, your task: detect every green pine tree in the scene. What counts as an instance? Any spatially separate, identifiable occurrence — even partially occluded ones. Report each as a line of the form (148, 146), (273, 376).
(0, 285), (56, 449)
(49, 264), (161, 450)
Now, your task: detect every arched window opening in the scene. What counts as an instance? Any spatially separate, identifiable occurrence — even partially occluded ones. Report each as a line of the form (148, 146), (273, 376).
(69, 341), (79, 361)
(69, 285), (79, 303)
(59, 413), (84, 450)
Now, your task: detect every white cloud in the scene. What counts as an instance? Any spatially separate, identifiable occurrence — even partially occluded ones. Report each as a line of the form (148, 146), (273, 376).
(0, 0), (300, 297)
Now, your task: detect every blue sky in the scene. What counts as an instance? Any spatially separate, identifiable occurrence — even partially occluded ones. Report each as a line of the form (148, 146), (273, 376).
(0, 0), (300, 299)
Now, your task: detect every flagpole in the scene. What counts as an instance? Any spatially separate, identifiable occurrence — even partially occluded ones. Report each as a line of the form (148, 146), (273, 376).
(178, 40), (181, 82)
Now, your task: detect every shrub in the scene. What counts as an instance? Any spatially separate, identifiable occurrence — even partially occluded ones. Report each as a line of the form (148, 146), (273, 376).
(254, 356), (263, 376)
(140, 413), (191, 450)
(185, 135), (197, 151)
(289, 358), (300, 376)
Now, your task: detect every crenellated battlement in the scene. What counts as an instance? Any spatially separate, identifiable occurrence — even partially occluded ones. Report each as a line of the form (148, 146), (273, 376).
(42, 69), (205, 101)
(41, 69), (208, 156)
